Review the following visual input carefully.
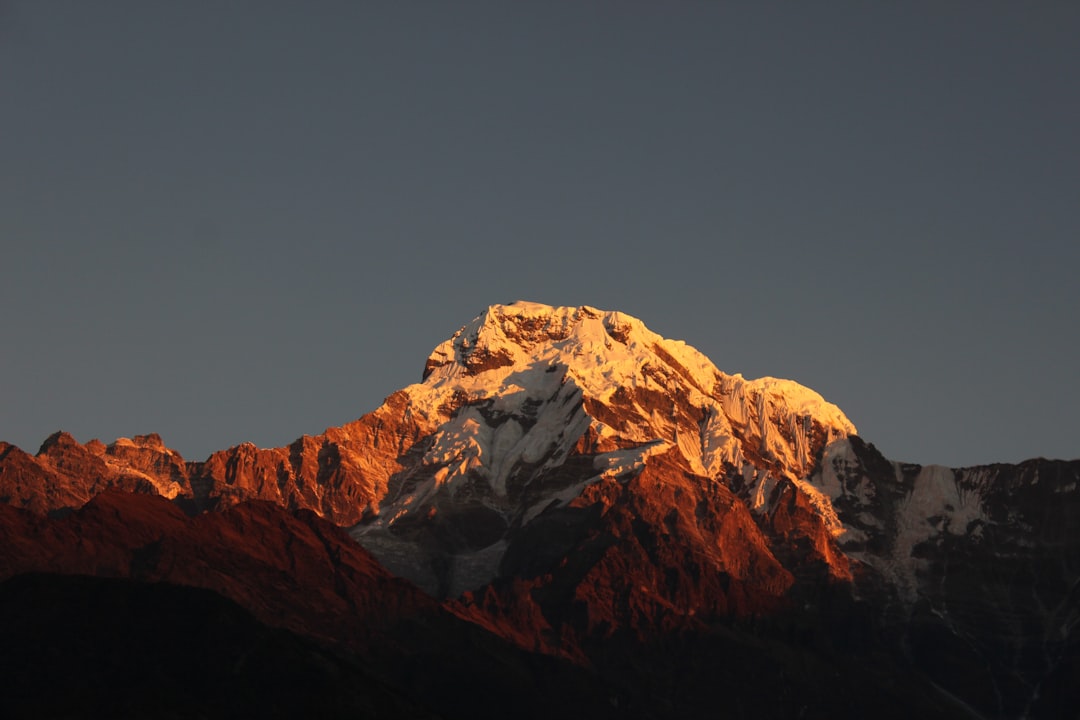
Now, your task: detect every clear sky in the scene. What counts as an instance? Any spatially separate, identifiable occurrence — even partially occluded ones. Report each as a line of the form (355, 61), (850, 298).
(2, 2), (1077, 467)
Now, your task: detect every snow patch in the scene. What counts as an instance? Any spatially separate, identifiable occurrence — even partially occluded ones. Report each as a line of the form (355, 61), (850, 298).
(594, 440), (671, 480)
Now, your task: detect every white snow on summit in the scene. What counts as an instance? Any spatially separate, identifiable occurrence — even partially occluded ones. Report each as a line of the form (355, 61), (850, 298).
(386, 302), (855, 512)
(353, 301), (860, 594)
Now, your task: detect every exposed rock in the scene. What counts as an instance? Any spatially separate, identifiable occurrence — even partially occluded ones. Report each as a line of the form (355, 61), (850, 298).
(806, 438), (1080, 717)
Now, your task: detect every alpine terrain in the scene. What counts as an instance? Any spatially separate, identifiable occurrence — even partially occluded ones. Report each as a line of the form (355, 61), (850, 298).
(2, 302), (1077, 719)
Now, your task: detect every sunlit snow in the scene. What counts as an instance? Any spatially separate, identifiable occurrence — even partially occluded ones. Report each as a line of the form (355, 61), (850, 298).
(352, 302), (861, 594)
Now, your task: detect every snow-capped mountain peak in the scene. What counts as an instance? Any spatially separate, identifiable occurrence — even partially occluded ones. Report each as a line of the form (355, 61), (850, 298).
(355, 302), (858, 595)
(416, 301), (854, 473)
(423, 301), (696, 382)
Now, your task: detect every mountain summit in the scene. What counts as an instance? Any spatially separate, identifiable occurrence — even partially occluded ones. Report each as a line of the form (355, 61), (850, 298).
(422, 301), (855, 479)
(353, 301), (858, 596)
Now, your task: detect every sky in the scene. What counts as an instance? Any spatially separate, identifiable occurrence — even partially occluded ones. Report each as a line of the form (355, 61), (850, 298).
(1, 2), (1077, 467)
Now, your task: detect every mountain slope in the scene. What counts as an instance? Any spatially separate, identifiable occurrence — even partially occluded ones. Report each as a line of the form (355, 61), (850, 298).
(0, 493), (632, 720)
(807, 437), (1080, 717)
(0, 494), (969, 720)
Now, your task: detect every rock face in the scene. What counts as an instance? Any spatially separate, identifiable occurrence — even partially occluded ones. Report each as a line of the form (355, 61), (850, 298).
(807, 437), (1080, 718)
(0, 432), (189, 514)
(2, 301), (1077, 718)
(0, 490), (434, 646)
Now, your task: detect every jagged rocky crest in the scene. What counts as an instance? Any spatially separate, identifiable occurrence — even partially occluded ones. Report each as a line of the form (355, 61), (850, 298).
(2, 301), (1078, 719)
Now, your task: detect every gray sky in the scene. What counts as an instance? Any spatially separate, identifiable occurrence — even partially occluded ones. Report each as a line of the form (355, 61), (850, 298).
(2, 2), (1077, 467)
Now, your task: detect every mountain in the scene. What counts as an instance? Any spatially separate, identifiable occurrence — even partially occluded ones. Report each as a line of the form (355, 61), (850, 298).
(2, 301), (1077, 718)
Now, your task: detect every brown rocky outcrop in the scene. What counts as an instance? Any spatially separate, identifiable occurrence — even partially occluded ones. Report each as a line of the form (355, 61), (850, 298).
(0, 433), (171, 514)
(0, 490), (433, 647)
(0, 389), (433, 524)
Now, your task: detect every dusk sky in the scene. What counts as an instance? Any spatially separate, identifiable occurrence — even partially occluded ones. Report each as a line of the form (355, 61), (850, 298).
(2, 2), (1077, 467)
